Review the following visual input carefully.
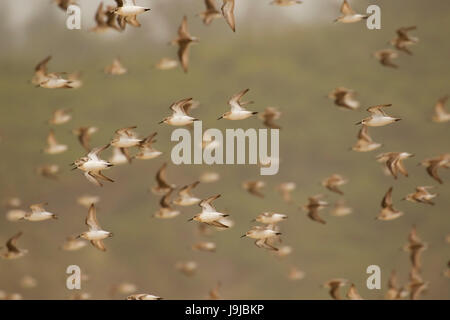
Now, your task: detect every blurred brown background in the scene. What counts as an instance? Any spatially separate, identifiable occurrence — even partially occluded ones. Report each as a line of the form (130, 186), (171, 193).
(0, 0), (449, 299)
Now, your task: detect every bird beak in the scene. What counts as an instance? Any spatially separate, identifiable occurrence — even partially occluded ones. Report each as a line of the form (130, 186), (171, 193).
(158, 120), (164, 124)
(355, 121), (361, 125)
(217, 116), (223, 120)
(240, 234), (246, 238)
(187, 218), (193, 222)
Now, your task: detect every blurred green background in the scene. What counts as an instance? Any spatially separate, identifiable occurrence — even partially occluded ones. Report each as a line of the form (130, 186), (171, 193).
(0, 0), (449, 299)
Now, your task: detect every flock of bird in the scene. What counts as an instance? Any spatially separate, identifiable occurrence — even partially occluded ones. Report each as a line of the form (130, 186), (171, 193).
(1, 0), (449, 300)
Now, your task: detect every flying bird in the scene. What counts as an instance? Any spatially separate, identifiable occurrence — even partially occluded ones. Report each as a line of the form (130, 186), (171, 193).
(72, 126), (99, 152)
(330, 199), (353, 217)
(175, 261), (198, 277)
(174, 181), (201, 206)
(321, 174), (348, 195)
(109, 147), (131, 166)
(23, 203), (57, 221)
(159, 98), (199, 126)
(134, 132), (162, 160)
(373, 49), (399, 68)
(302, 195), (328, 224)
(192, 241), (217, 253)
(328, 87), (360, 110)
(36, 164), (60, 180)
(77, 204), (113, 252)
(403, 225), (427, 271)
(334, 0), (368, 23)
(356, 104), (401, 127)
(171, 16), (199, 73)
(44, 129), (68, 155)
(110, 126), (144, 162)
(377, 152), (414, 179)
(104, 58), (127, 75)
(346, 284), (363, 300)
(90, 2), (121, 33)
(72, 144), (114, 187)
(419, 153), (450, 184)
(431, 95), (450, 123)
(189, 194), (230, 228)
(275, 182), (296, 203)
(153, 189), (180, 219)
(376, 187), (403, 221)
(259, 107), (281, 129)
(403, 186), (437, 205)
(241, 225), (282, 251)
(242, 180), (266, 198)
(288, 266), (305, 281)
(208, 282), (222, 300)
(408, 268), (428, 300)
(390, 26), (418, 55)
(155, 57), (179, 70)
(198, 0), (222, 25)
(48, 108), (72, 125)
(151, 162), (176, 195)
(111, 0), (150, 28)
(218, 88), (258, 120)
(351, 125), (382, 152)
(254, 212), (287, 225)
(1, 232), (28, 260)
(32, 55), (52, 86)
(61, 236), (87, 251)
(323, 279), (348, 300)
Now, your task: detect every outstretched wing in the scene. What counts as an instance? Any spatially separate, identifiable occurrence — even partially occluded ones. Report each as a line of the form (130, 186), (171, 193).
(200, 194), (220, 212)
(6, 232), (23, 253)
(340, 0), (355, 15)
(382, 187), (393, 208)
(86, 204), (101, 231)
(221, 0), (236, 32)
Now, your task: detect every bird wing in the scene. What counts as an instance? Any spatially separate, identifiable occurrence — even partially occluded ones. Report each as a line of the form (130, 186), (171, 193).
(221, 0), (236, 32)
(178, 15), (190, 38)
(382, 187), (393, 208)
(47, 129), (58, 146)
(426, 160), (443, 184)
(228, 88), (250, 111)
(94, 2), (106, 25)
(340, 0), (355, 15)
(177, 41), (191, 73)
(357, 125), (373, 143)
(206, 0), (218, 11)
(434, 95), (449, 115)
(200, 194), (220, 212)
(367, 104), (392, 116)
(86, 204), (101, 231)
(30, 203), (47, 213)
(170, 98), (193, 116)
(35, 55), (51, 73)
(115, 126), (137, 137)
(160, 189), (173, 208)
(6, 232), (23, 253)
(179, 181), (200, 197)
(91, 240), (106, 251)
(88, 144), (110, 160)
(156, 162), (171, 188)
